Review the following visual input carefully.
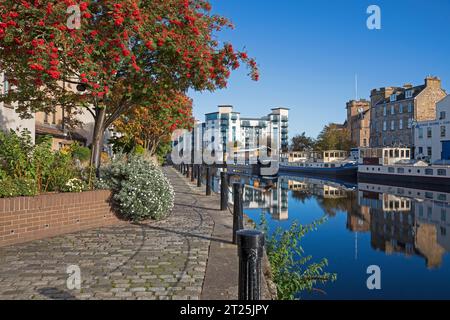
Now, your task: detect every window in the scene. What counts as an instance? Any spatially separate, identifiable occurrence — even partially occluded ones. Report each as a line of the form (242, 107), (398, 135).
(383, 121), (387, 131)
(391, 105), (395, 115)
(425, 168), (433, 175)
(363, 138), (367, 147)
(407, 118), (413, 129)
(441, 126), (446, 138)
(397, 168), (405, 174)
(418, 128), (424, 139)
(52, 112), (56, 125)
(391, 120), (395, 131)
(388, 167), (395, 173)
(408, 102), (413, 113)
(383, 105), (387, 116)
(440, 111), (446, 120)
(399, 104), (403, 113)
(438, 169), (447, 176)
(399, 119), (403, 130)
(427, 147), (432, 157)
(2, 74), (9, 95)
(427, 127), (432, 138)
(390, 94), (397, 102)
(419, 147), (423, 154)
(406, 90), (413, 99)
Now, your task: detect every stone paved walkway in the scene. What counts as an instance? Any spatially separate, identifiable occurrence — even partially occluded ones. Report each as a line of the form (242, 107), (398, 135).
(0, 167), (216, 300)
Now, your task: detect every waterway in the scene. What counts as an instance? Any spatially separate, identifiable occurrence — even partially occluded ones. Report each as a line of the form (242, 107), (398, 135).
(216, 172), (450, 300)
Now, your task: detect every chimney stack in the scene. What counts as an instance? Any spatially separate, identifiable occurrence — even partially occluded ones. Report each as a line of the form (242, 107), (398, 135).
(425, 76), (441, 89)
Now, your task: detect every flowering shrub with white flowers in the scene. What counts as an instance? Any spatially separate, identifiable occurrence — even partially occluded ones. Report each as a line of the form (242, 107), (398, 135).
(62, 178), (86, 193)
(98, 154), (174, 221)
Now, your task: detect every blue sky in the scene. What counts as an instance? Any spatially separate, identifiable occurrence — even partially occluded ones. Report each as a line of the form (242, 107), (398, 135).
(188, 0), (450, 138)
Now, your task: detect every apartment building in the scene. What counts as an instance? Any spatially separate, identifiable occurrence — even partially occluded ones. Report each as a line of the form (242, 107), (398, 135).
(370, 76), (446, 149)
(414, 95), (450, 163)
(201, 105), (289, 163)
(346, 99), (371, 148)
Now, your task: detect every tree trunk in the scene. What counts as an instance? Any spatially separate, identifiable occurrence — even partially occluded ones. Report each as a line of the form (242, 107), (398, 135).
(90, 107), (107, 173)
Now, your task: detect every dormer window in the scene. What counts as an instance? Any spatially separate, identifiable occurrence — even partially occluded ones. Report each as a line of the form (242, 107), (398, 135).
(390, 94), (397, 102)
(405, 90), (413, 99)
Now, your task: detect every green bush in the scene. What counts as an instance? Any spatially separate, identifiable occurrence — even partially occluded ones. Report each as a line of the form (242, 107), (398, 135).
(98, 154), (174, 221)
(0, 176), (37, 198)
(0, 130), (84, 198)
(261, 216), (337, 300)
(71, 144), (91, 162)
(134, 145), (145, 155)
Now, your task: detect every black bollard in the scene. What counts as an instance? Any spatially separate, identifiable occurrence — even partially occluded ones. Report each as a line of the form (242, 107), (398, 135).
(206, 166), (211, 196)
(232, 183), (244, 244)
(186, 164), (190, 178)
(220, 172), (228, 211)
(197, 165), (202, 187)
(237, 230), (265, 300)
(191, 165), (195, 182)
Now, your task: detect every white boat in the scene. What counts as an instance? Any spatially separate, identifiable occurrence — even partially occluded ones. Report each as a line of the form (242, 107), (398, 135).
(358, 147), (450, 191)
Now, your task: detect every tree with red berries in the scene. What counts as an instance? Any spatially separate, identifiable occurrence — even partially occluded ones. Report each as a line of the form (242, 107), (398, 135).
(0, 0), (258, 169)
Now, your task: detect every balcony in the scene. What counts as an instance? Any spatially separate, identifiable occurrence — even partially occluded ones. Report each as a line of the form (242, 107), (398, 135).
(282, 129), (288, 134)
(259, 121), (267, 128)
(281, 116), (288, 122)
(231, 114), (238, 121)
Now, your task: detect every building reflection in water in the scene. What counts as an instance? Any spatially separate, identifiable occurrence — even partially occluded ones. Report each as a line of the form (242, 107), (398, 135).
(232, 176), (289, 221)
(235, 172), (450, 269)
(358, 183), (450, 269)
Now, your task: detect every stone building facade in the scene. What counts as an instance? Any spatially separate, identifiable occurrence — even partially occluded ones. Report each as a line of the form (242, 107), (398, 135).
(0, 72), (36, 142)
(370, 76), (446, 149)
(346, 99), (371, 148)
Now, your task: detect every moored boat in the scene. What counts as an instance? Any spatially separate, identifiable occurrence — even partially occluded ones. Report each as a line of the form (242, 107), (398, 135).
(280, 150), (358, 178)
(358, 147), (450, 192)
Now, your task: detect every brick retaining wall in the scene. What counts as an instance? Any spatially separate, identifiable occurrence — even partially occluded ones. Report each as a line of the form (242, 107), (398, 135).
(0, 190), (122, 247)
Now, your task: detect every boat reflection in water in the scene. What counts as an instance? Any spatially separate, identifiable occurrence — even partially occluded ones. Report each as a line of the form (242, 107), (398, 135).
(239, 173), (450, 299)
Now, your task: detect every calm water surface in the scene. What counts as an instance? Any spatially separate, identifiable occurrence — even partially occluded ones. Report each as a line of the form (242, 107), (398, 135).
(220, 173), (450, 300)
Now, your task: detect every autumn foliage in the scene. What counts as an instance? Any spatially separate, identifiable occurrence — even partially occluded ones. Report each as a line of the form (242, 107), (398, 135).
(113, 91), (194, 155)
(0, 0), (258, 168)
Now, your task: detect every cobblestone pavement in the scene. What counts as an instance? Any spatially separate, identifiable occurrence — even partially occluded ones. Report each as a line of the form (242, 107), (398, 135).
(0, 167), (215, 300)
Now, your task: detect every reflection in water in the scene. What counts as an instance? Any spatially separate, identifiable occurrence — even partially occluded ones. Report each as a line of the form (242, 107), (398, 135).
(358, 183), (450, 269)
(207, 168), (450, 298)
(235, 173), (450, 270)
